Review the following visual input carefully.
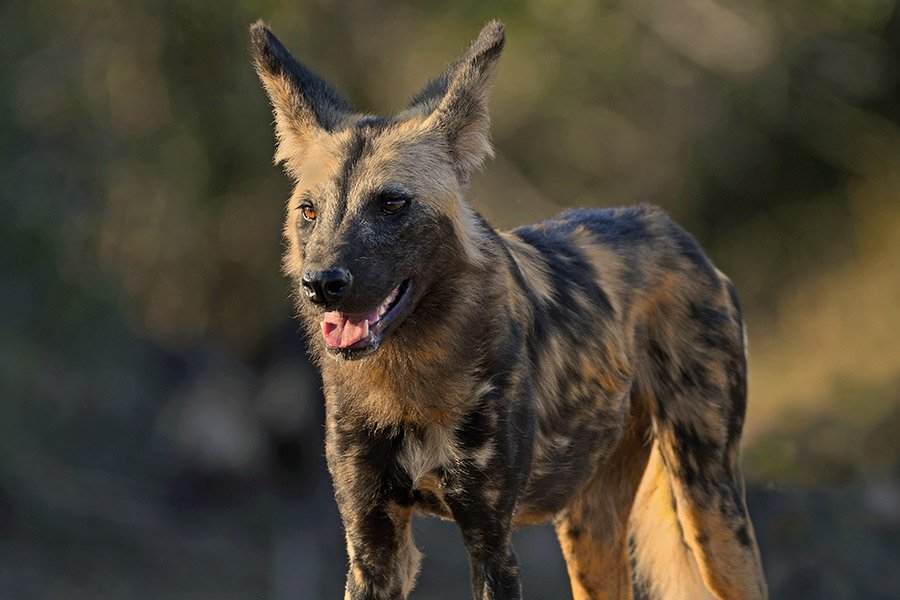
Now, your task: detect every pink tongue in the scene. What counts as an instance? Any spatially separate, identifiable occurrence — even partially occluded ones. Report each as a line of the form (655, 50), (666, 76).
(322, 310), (379, 348)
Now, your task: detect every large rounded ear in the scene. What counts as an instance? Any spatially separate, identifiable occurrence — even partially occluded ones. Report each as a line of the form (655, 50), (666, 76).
(250, 21), (353, 170)
(407, 20), (506, 184)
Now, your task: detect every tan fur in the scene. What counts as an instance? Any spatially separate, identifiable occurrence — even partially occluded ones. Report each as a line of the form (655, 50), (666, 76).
(500, 233), (556, 303)
(630, 443), (715, 600)
(256, 64), (356, 176)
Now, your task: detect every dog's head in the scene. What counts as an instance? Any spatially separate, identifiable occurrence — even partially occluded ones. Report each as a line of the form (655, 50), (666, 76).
(251, 20), (505, 360)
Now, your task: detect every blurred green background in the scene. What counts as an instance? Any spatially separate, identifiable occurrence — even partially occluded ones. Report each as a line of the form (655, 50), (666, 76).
(2, 0), (899, 598)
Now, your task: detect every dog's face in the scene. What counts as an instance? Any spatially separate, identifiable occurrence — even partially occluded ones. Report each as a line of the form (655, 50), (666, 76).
(251, 21), (505, 359)
(279, 120), (473, 361)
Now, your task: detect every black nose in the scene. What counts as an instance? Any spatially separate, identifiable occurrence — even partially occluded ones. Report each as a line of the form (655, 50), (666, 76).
(301, 268), (353, 304)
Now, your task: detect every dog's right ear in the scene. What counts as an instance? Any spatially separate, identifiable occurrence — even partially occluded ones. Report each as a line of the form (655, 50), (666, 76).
(250, 21), (353, 167)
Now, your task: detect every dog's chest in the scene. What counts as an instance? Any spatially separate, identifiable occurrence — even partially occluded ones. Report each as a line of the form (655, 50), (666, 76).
(397, 424), (459, 488)
(395, 420), (498, 519)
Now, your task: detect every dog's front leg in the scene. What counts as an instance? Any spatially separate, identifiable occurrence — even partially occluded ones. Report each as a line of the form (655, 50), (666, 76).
(339, 497), (419, 600)
(445, 471), (522, 599)
(328, 421), (420, 600)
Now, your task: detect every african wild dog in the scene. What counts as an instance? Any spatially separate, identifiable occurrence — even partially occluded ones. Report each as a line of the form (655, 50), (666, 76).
(250, 18), (767, 600)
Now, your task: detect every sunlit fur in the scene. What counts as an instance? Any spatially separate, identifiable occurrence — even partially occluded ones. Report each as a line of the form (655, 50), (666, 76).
(251, 19), (767, 600)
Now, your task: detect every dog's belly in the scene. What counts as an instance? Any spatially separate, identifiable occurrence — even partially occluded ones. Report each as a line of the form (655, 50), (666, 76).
(517, 383), (632, 522)
(516, 436), (612, 523)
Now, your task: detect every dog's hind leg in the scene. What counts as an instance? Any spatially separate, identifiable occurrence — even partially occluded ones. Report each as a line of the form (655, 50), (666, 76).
(651, 399), (766, 599)
(634, 284), (766, 600)
(647, 399), (766, 599)
(630, 440), (715, 600)
(554, 401), (652, 600)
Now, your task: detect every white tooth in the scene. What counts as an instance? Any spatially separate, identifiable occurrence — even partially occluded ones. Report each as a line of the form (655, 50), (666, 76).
(362, 319), (369, 337)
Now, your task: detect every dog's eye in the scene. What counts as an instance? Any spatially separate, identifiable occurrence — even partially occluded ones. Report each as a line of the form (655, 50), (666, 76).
(379, 191), (410, 214)
(300, 204), (317, 221)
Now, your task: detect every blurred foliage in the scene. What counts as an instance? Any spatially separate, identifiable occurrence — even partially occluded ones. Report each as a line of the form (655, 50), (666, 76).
(2, 0), (900, 598)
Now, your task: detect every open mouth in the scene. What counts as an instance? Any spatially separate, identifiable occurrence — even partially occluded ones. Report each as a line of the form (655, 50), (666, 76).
(320, 279), (413, 358)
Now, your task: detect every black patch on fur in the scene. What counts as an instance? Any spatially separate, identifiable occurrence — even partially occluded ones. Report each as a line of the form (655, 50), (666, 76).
(679, 360), (719, 397)
(456, 402), (496, 453)
(356, 115), (391, 129)
(553, 207), (653, 244)
(664, 219), (719, 286)
(735, 524), (752, 547)
(689, 302), (738, 354)
(725, 359), (748, 457)
(673, 421), (721, 498)
(333, 132), (370, 224)
(647, 339), (684, 423)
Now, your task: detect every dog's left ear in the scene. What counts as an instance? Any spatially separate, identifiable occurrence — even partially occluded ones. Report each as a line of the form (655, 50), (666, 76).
(250, 20), (353, 169)
(408, 20), (506, 183)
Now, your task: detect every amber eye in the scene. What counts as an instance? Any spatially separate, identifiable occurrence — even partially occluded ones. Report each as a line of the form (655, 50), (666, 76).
(300, 204), (317, 221)
(379, 191), (410, 214)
